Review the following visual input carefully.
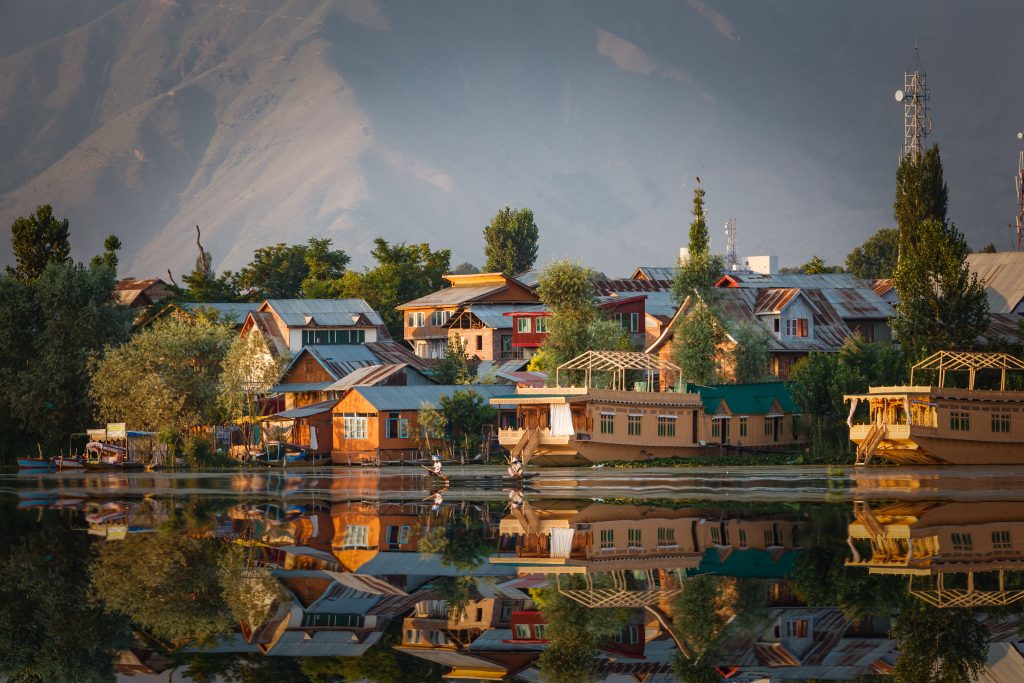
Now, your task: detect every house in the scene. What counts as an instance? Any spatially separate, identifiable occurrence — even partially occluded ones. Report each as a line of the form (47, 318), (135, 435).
(114, 278), (174, 309)
(447, 303), (546, 360)
(695, 382), (803, 449)
(397, 273), (540, 359)
(240, 299), (390, 356)
(330, 384), (512, 464)
(966, 252), (1024, 315)
(648, 274), (894, 379)
(506, 295), (651, 359)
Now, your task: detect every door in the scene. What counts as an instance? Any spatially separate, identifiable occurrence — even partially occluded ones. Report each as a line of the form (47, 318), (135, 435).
(720, 418), (730, 445)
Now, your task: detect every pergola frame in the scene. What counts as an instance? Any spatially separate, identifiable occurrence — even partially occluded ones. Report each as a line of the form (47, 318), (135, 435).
(910, 351), (1024, 391)
(555, 351), (681, 391)
(556, 570), (684, 608)
(909, 572), (1024, 609)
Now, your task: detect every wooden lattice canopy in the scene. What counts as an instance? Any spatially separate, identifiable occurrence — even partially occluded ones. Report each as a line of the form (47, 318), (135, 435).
(555, 351), (681, 391)
(909, 571), (1024, 608)
(910, 351), (1024, 391)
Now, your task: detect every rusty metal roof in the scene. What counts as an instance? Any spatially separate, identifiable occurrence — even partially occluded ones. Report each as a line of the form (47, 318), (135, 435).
(978, 313), (1024, 346)
(397, 284), (508, 309)
(754, 288), (801, 315)
(325, 364), (410, 391)
(594, 278), (673, 295)
(872, 278), (895, 296)
(967, 252), (1024, 314)
(364, 341), (434, 372)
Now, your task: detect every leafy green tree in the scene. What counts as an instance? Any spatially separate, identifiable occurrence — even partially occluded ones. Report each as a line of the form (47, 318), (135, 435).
(90, 529), (233, 645)
(90, 316), (235, 436)
(673, 184), (724, 303)
(0, 511), (131, 682)
(300, 620), (443, 683)
(90, 234), (123, 273)
(730, 322), (772, 384)
(218, 544), (286, 634)
(891, 218), (989, 359)
(180, 227), (240, 302)
(433, 337), (475, 384)
(483, 206), (540, 276)
(537, 258), (597, 315)
(979, 242), (998, 253)
(300, 237), (350, 298)
(894, 144), (949, 255)
(234, 242), (310, 299)
(430, 575), (478, 621)
(0, 261), (132, 458)
(451, 261), (480, 275)
(846, 228), (899, 279)
(890, 600), (989, 683)
(7, 204), (71, 281)
(340, 239), (451, 338)
(418, 510), (492, 570)
(780, 256), (844, 274)
(672, 301), (726, 385)
(418, 401), (447, 454)
(438, 389), (498, 456)
(182, 653), (311, 683)
(220, 330), (288, 447)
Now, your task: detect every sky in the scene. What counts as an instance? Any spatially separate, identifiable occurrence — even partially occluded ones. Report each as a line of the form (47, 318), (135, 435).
(1, 0), (1022, 278)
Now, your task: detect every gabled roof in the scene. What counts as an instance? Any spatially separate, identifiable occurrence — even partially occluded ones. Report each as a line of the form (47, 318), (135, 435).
(632, 266), (680, 281)
(325, 364), (412, 391)
(397, 273), (538, 310)
(717, 274), (893, 319)
(967, 251), (1024, 314)
(449, 304), (547, 329)
(693, 382), (798, 415)
(872, 278), (895, 296)
(753, 288), (802, 315)
(273, 399), (338, 419)
(346, 384), (510, 411)
(364, 341), (434, 372)
(282, 344), (381, 381)
(261, 299), (385, 328)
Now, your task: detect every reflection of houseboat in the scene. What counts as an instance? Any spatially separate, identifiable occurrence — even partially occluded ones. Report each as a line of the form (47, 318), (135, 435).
(845, 351), (1024, 465)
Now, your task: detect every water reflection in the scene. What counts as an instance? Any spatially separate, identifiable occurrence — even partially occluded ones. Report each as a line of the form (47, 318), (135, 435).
(2, 475), (1022, 681)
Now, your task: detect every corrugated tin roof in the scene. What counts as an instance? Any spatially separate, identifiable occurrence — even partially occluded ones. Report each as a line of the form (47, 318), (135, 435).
(967, 252), (1024, 314)
(302, 344), (380, 379)
(978, 313), (1024, 345)
(269, 381), (333, 394)
(397, 284), (506, 309)
(354, 552), (517, 577)
(364, 341), (434, 372)
(515, 269), (541, 288)
(632, 266), (680, 281)
(715, 288), (853, 352)
(274, 399), (338, 418)
(455, 304), (547, 329)
(754, 288), (801, 315)
(872, 278), (895, 296)
(476, 359), (530, 378)
(264, 299), (385, 327)
(267, 629), (381, 657)
(594, 278), (673, 294)
(349, 384), (510, 411)
(639, 291), (678, 320)
(695, 382), (798, 415)
(718, 273), (875, 289)
(325, 364), (410, 390)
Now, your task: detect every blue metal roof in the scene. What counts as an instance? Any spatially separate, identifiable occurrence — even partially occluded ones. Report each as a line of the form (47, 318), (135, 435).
(350, 384), (510, 411)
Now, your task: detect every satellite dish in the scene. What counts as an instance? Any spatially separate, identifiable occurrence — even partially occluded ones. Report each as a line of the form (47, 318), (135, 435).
(895, 89), (905, 102)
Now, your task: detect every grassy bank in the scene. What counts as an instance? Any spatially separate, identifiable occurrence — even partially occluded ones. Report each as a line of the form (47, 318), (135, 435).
(603, 445), (856, 468)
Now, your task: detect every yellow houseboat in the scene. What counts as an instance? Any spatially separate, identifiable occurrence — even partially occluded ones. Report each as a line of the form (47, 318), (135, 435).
(845, 351), (1024, 465)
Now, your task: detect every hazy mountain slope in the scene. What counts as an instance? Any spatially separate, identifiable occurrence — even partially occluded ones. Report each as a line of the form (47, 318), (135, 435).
(1, 0), (1021, 278)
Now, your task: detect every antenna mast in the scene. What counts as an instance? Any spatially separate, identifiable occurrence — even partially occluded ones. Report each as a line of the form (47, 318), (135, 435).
(1013, 132), (1024, 251)
(895, 43), (932, 161)
(724, 218), (738, 270)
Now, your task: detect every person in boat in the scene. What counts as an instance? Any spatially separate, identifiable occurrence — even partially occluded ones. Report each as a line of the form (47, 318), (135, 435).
(430, 452), (444, 477)
(430, 488), (446, 513)
(507, 455), (523, 479)
(508, 488), (524, 510)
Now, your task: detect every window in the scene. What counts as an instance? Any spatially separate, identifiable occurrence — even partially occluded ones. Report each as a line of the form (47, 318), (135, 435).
(341, 524), (369, 549)
(773, 317), (780, 333)
(951, 411), (970, 431)
(951, 533), (973, 551)
(628, 528), (642, 547)
(712, 420), (720, 437)
(430, 310), (449, 326)
(600, 528), (615, 549)
(992, 413), (1011, 433)
(301, 328), (366, 346)
(535, 317), (549, 333)
(764, 418), (775, 437)
(657, 415), (676, 437)
(343, 415), (368, 440)
(475, 607), (484, 622)
(658, 527), (676, 546)
(627, 414), (642, 436)
(615, 312), (640, 332)
(764, 529), (774, 546)
(302, 613), (365, 628)
(617, 625), (641, 644)
(476, 335), (483, 351)
(709, 526), (721, 544)
(407, 312), (425, 327)
(786, 318), (809, 337)
(739, 529), (748, 548)
(385, 412), (409, 439)
(739, 416), (748, 437)
(993, 530), (1012, 550)
(785, 620), (809, 638)
(600, 412), (615, 434)
(514, 623), (531, 639)
(517, 317), (532, 333)
(532, 624), (548, 640)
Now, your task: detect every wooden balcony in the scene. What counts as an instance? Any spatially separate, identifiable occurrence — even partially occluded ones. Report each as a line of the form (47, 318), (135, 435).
(497, 428), (571, 448)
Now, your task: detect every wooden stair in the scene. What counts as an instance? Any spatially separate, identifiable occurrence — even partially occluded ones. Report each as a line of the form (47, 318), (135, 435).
(855, 423), (886, 466)
(511, 428), (541, 466)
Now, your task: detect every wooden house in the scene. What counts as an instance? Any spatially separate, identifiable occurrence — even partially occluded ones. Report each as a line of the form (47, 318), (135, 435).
(397, 273), (539, 360)
(695, 382), (804, 449)
(114, 278), (174, 309)
(506, 295), (649, 359)
(330, 384), (512, 464)
(241, 298), (390, 356)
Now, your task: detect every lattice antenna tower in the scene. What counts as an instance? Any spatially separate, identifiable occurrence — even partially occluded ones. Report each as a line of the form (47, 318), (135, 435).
(1013, 132), (1024, 251)
(724, 218), (738, 270)
(894, 43), (932, 161)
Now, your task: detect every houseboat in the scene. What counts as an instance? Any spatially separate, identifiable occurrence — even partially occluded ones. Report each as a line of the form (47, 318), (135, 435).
(492, 350), (804, 465)
(845, 351), (1024, 465)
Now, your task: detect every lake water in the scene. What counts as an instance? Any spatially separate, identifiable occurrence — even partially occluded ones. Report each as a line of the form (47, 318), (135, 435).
(3, 465), (1023, 682)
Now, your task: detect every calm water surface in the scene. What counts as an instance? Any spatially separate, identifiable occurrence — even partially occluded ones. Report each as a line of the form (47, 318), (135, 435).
(2, 466), (1023, 682)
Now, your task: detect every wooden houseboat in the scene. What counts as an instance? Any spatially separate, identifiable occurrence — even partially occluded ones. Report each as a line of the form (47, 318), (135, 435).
(845, 351), (1024, 465)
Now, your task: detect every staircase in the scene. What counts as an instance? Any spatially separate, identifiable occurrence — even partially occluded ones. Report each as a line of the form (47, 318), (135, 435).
(511, 428), (541, 466)
(855, 423), (886, 466)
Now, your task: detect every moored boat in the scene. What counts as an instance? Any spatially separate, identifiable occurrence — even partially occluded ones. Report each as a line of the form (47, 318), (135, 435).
(845, 351), (1024, 465)
(17, 457), (53, 471)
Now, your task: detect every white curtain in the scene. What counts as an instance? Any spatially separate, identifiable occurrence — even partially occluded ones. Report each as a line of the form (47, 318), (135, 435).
(550, 527), (575, 558)
(550, 404), (574, 436)
(309, 426), (319, 451)
(846, 398), (859, 428)
(904, 397), (912, 426)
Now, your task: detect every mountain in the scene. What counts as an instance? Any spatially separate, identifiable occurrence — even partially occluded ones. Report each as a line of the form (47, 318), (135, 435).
(1, 0), (1022, 278)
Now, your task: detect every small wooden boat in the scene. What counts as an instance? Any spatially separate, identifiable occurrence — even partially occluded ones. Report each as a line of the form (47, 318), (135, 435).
(84, 442), (144, 470)
(17, 457), (53, 470)
(52, 456), (84, 470)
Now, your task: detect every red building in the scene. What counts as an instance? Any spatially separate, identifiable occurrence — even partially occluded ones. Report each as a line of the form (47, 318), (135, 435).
(506, 295), (649, 359)
(507, 610), (646, 657)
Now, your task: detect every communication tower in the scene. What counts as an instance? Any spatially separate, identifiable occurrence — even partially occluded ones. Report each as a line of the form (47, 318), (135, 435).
(724, 218), (738, 270)
(894, 44), (932, 161)
(1013, 132), (1024, 251)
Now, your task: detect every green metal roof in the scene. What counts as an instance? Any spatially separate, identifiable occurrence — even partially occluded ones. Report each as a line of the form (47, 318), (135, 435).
(693, 547), (799, 579)
(694, 382), (798, 415)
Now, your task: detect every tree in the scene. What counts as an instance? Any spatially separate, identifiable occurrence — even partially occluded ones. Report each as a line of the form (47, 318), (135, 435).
(90, 234), (122, 273)
(780, 256), (844, 274)
(418, 401), (447, 454)
(846, 228), (899, 279)
(730, 322), (772, 384)
(483, 206), (539, 276)
(891, 218), (989, 359)
(417, 510), (492, 570)
(90, 529), (233, 645)
(450, 261), (480, 275)
(234, 242), (310, 299)
(299, 620), (443, 683)
(300, 237), (350, 298)
(672, 301), (726, 385)
(7, 204), (71, 281)
(90, 316), (236, 437)
(890, 600), (989, 683)
(433, 337), (475, 384)
(340, 239), (451, 339)
(979, 242), (998, 253)
(0, 261), (132, 458)
(894, 144), (949, 255)
(673, 184), (725, 303)
(180, 226), (239, 302)
(438, 389), (498, 456)
(220, 329), (289, 448)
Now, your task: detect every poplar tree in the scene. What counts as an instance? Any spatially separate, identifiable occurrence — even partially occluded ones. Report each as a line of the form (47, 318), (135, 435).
(672, 183), (723, 303)
(483, 206), (539, 276)
(894, 145), (948, 255)
(7, 204), (71, 281)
